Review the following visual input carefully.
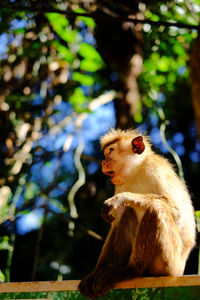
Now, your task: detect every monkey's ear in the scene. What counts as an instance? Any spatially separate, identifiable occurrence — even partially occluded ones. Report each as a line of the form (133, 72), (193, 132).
(132, 136), (145, 154)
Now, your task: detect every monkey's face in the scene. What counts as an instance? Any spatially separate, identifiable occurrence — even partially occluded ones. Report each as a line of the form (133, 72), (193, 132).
(102, 140), (133, 185)
(102, 137), (146, 186)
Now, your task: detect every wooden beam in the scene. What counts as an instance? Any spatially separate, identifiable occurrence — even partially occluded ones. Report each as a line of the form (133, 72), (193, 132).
(0, 276), (200, 293)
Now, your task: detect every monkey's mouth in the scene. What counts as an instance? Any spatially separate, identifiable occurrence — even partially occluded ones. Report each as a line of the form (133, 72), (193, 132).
(107, 171), (115, 178)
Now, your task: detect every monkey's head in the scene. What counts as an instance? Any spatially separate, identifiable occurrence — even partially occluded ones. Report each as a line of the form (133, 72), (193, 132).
(100, 129), (150, 185)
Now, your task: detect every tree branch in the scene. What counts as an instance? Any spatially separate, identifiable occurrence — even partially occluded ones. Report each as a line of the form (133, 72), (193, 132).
(1, 5), (199, 30)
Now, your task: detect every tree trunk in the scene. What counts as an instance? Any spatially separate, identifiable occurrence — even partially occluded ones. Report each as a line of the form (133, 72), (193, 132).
(95, 2), (143, 129)
(190, 30), (200, 143)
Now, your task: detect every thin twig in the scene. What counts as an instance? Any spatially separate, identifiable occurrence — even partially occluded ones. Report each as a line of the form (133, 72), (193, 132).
(68, 133), (85, 219)
(157, 108), (185, 182)
(31, 207), (47, 281)
(5, 234), (15, 282)
(47, 208), (104, 241)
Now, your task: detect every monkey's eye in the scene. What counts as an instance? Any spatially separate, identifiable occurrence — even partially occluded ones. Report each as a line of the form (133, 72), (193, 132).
(109, 147), (114, 153)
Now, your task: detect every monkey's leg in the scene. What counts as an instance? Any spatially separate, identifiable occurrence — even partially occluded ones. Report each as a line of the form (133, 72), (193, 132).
(130, 202), (184, 276)
(92, 208), (139, 297)
(93, 207), (163, 298)
(79, 208), (138, 298)
(78, 228), (117, 299)
(129, 208), (159, 275)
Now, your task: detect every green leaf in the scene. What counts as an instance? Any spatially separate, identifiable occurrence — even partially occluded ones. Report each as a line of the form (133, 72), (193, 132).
(18, 210), (30, 216)
(151, 14), (160, 22)
(73, 72), (94, 85)
(157, 56), (169, 72)
(78, 43), (103, 63)
(49, 199), (66, 213)
(46, 13), (69, 28)
(73, 7), (96, 28)
(69, 87), (86, 111)
(24, 182), (39, 201)
(78, 16), (96, 28)
(80, 59), (102, 72)
(46, 13), (78, 43)
(173, 43), (186, 56)
(195, 211), (200, 232)
(0, 270), (5, 282)
(143, 97), (153, 108)
(13, 28), (26, 34)
(154, 75), (166, 85)
(61, 30), (78, 44)
(0, 236), (11, 250)
(133, 100), (143, 123)
(134, 113), (143, 123)
(168, 72), (177, 85)
(54, 41), (75, 64)
(0, 270), (6, 282)
(195, 211), (200, 218)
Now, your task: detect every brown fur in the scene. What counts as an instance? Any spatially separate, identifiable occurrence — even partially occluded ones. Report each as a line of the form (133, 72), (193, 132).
(79, 129), (196, 299)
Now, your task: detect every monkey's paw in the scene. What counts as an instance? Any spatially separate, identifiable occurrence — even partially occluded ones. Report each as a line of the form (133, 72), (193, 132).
(101, 204), (115, 223)
(78, 273), (96, 300)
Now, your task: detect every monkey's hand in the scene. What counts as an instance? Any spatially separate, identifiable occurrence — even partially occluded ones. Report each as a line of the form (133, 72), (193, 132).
(102, 192), (148, 223)
(101, 194), (123, 222)
(104, 193), (125, 208)
(101, 203), (115, 223)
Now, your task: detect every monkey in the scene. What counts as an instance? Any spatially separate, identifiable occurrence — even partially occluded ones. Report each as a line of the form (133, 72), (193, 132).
(78, 128), (196, 299)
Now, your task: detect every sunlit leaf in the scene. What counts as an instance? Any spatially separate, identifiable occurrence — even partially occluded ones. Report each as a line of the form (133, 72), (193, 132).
(195, 211), (200, 232)
(157, 56), (169, 72)
(13, 28), (26, 34)
(69, 87), (86, 111)
(134, 112), (143, 123)
(61, 30), (79, 44)
(167, 73), (176, 84)
(46, 13), (69, 28)
(151, 14), (160, 22)
(24, 182), (39, 201)
(49, 199), (66, 213)
(151, 52), (160, 62)
(0, 236), (10, 250)
(73, 72), (94, 85)
(173, 43), (186, 56)
(143, 97), (153, 108)
(54, 41), (75, 63)
(19, 210), (31, 215)
(78, 43), (103, 64)
(0, 270), (5, 282)
(46, 13), (78, 43)
(80, 59), (102, 72)
(74, 8), (96, 28)
(154, 75), (166, 85)
(77, 16), (96, 28)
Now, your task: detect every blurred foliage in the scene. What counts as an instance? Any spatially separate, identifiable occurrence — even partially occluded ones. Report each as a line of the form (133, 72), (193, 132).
(0, 0), (107, 282)
(0, 0), (199, 282)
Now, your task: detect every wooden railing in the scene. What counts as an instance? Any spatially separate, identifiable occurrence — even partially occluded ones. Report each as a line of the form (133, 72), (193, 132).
(0, 276), (200, 299)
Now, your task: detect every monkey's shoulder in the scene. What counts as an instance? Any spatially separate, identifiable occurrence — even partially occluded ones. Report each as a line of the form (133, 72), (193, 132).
(144, 152), (179, 178)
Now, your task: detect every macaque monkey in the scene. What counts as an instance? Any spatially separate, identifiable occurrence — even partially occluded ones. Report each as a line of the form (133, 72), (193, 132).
(79, 128), (196, 299)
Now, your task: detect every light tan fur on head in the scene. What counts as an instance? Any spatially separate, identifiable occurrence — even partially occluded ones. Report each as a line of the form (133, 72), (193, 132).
(100, 128), (150, 150)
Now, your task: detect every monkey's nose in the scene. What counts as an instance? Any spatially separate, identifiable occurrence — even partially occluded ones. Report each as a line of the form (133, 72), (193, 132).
(102, 160), (106, 168)
(102, 161), (114, 177)
(102, 160), (107, 173)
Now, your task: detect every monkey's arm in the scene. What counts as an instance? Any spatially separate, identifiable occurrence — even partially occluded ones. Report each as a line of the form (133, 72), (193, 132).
(102, 192), (179, 223)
